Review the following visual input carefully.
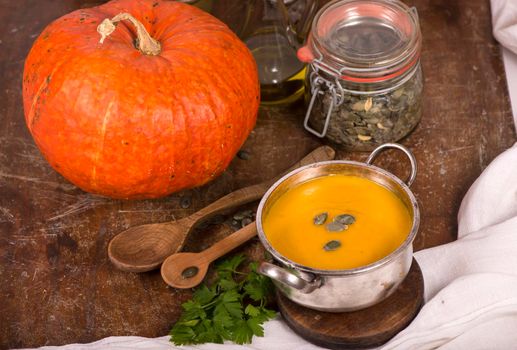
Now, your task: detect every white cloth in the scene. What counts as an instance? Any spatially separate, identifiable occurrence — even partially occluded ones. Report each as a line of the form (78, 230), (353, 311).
(491, 0), (517, 55)
(20, 2), (517, 349)
(492, 0), (517, 127)
(25, 143), (517, 350)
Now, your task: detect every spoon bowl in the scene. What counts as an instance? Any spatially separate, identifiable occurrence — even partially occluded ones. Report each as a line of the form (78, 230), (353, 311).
(161, 222), (258, 289)
(108, 220), (190, 272)
(161, 252), (209, 289)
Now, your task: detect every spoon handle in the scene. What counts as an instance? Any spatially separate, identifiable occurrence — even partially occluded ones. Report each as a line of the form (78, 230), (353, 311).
(202, 222), (258, 263)
(186, 146), (335, 224)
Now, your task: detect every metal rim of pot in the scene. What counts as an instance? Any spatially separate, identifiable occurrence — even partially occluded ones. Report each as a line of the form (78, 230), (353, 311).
(256, 143), (420, 278)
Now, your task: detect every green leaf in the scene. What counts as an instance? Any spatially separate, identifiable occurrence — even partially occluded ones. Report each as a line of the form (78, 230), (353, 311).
(177, 319), (199, 327)
(245, 304), (260, 317)
(244, 275), (273, 302)
(213, 307), (234, 341)
(244, 266), (273, 302)
(214, 326), (232, 342)
(218, 277), (238, 291)
(180, 303), (207, 321)
(251, 307), (276, 324)
(196, 319), (223, 344)
(216, 254), (245, 274)
(193, 285), (216, 305)
(260, 307), (277, 321)
(169, 254), (277, 346)
(213, 308), (234, 329)
(224, 301), (243, 319)
(181, 300), (198, 311)
(248, 261), (259, 272)
(232, 319), (254, 344)
(170, 324), (197, 345)
(181, 300), (206, 321)
(244, 282), (265, 302)
(247, 317), (265, 337)
(222, 289), (241, 303)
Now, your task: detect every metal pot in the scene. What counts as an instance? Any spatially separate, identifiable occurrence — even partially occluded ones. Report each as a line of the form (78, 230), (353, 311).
(256, 143), (419, 312)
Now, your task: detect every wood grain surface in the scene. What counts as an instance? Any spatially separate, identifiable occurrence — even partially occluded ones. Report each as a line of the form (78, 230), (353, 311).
(277, 259), (424, 349)
(0, 0), (515, 348)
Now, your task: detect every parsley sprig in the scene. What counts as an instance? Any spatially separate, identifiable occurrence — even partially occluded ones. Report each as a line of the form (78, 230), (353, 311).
(170, 255), (276, 345)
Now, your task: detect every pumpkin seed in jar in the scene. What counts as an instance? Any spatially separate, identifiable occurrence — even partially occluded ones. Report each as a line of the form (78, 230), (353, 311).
(323, 240), (341, 251)
(392, 88), (404, 98)
(334, 214), (355, 225)
(308, 65), (423, 151)
(326, 221), (347, 232)
(351, 100), (365, 111)
(364, 97), (373, 112)
(313, 212), (328, 225)
(377, 122), (389, 130)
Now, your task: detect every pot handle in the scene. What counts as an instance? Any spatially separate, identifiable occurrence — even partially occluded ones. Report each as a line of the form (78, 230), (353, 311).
(258, 262), (320, 294)
(366, 143), (418, 187)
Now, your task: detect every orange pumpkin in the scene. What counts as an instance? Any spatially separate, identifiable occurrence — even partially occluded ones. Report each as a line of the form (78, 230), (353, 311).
(23, 0), (259, 199)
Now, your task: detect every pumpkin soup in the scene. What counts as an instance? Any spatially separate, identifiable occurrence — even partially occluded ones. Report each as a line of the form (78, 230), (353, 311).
(263, 174), (412, 270)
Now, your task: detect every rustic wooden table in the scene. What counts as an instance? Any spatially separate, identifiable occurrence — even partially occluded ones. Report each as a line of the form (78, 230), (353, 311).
(0, 0), (515, 348)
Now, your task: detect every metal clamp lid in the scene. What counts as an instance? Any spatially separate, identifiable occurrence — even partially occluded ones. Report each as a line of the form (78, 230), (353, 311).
(303, 58), (345, 138)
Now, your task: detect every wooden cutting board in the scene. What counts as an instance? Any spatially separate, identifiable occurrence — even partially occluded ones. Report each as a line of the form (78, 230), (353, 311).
(277, 259), (424, 349)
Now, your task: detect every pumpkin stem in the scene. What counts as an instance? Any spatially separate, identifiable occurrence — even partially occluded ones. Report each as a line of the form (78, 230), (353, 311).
(97, 13), (161, 56)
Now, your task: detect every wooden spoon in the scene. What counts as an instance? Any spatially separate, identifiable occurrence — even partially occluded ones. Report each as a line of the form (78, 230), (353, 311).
(108, 146), (335, 272)
(161, 222), (257, 289)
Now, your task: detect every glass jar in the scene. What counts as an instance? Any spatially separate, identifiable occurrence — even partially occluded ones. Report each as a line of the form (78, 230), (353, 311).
(297, 0), (423, 151)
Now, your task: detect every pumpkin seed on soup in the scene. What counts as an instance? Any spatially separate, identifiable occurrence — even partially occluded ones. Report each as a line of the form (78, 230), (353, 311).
(334, 214), (355, 225)
(326, 221), (347, 232)
(313, 212), (328, 225)
(323, 240), (341, 251)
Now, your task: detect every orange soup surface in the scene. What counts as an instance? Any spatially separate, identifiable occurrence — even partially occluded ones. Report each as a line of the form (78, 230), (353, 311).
(263, 175), (412, 270)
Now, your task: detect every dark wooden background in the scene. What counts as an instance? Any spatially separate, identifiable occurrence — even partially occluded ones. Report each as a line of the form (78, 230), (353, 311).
(0, 0), (515, 348)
